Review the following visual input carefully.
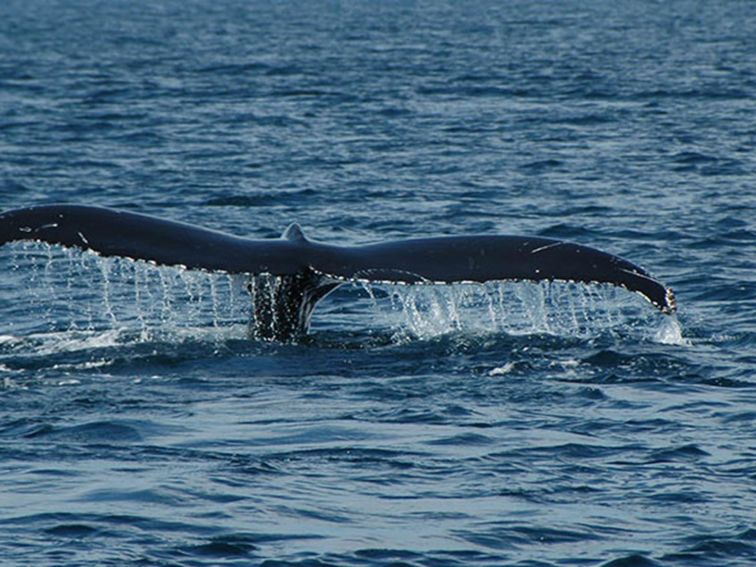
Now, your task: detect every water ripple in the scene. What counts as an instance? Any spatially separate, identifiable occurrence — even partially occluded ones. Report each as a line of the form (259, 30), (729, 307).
(0, 0), (754, 565)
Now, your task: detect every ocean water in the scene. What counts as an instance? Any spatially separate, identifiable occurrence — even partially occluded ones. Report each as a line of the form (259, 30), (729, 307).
(1, 0), (755, 565)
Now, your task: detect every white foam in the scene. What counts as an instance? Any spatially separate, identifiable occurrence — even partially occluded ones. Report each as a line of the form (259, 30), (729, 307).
(489, 362), (516, 376)
(654, 315), (690, 346)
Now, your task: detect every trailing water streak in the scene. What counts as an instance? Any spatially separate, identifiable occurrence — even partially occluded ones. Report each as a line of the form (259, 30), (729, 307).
(0, 205), (676, 341)
(360, 280), (679, 342)
(1, 243), (678, 342)
(1, 243), (252, 337)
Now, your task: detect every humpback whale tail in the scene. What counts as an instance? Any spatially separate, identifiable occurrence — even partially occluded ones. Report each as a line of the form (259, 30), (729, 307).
(0, 205), (676, 341)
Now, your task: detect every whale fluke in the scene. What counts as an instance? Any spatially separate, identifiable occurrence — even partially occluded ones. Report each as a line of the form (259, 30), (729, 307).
(0, 205), (676, 340)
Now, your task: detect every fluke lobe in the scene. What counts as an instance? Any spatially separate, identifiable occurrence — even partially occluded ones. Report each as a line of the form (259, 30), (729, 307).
(0, 205), (676, 341)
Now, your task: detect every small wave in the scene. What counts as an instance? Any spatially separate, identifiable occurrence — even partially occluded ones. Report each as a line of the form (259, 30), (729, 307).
(601, 554), (662, 567)
(519, 158), (565, 173)
(204, 189), (318, 208)
(671, 151), (718, 165)
(21, 420), (143, 443)
(180, 536), (258, 558)
(456, 521), (602, 550)
(43, 523), (99, 538)
(662, 527), (756, 565)
(645, 444), (710, 464)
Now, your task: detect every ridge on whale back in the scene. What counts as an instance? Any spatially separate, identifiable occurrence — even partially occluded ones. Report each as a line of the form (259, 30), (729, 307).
(0, 204), (676, 341)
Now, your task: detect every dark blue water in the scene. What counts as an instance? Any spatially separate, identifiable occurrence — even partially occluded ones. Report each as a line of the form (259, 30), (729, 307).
(1, 1), (755, 565)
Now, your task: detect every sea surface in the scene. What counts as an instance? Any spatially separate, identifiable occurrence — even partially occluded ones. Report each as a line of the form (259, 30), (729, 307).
(1, 1), (755, 565)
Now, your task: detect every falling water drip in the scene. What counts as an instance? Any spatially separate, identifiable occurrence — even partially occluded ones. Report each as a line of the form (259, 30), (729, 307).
(1, 242), (682, 343)
(1, 243), (252, 339)
(100, 256), (118, 326)
(357, 279), (675, 341)
(246, 273), (290, 341)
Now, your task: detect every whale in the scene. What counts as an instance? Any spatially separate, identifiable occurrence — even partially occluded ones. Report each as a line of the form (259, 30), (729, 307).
(0, 205), (676, 340)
